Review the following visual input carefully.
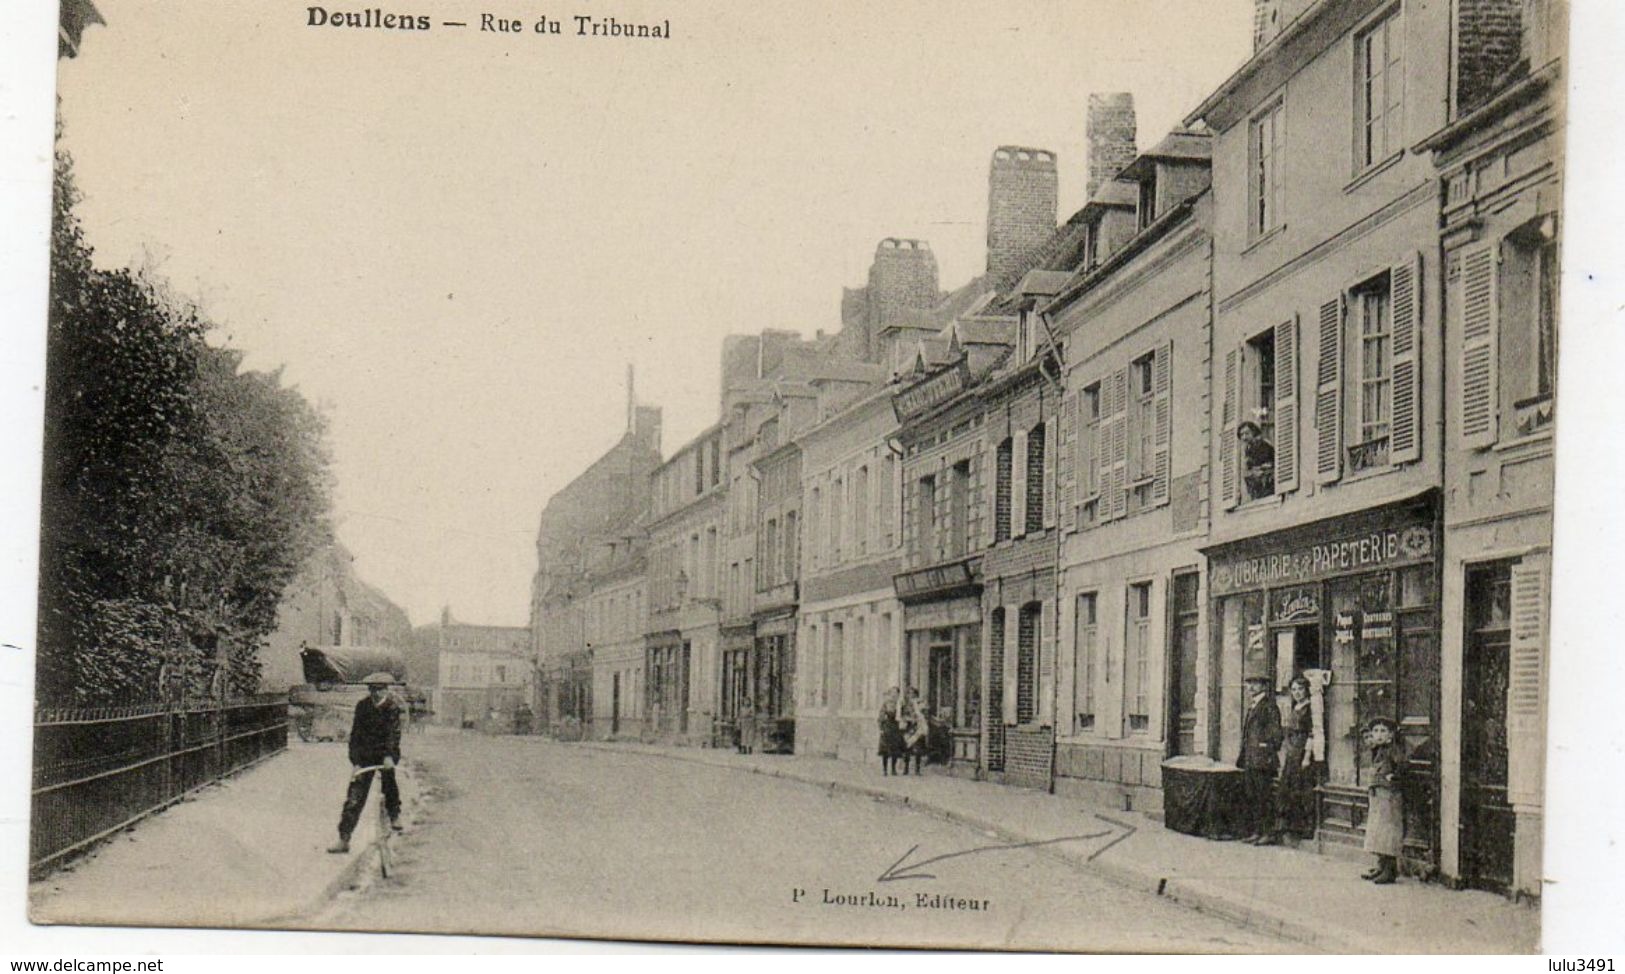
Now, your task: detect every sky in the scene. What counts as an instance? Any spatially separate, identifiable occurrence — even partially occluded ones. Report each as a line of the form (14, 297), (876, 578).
(53, 0), (1255, 628)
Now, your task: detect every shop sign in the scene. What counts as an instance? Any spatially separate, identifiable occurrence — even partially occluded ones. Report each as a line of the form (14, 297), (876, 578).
(894, 560), (977, 601)
(1210, 522), (1433, 596)
(892, 361), (971, 421)
(1272, 586), (1320, 622)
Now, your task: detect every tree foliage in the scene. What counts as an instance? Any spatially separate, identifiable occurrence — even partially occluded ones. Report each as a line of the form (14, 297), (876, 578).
(38, 147), (333, 706)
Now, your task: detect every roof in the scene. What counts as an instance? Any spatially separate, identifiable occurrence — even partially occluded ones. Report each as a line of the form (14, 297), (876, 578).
(1015, 269), (1074, 299)
(1119, 129), (1212, 180)
(809, 359), (888, 385)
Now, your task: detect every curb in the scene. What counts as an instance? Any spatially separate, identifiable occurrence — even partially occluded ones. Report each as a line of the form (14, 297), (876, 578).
(264, 762), (423, 926)
(578, 742), (1367, 953)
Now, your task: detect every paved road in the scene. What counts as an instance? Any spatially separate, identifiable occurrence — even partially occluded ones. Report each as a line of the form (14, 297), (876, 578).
(309, 731), (1288, 951)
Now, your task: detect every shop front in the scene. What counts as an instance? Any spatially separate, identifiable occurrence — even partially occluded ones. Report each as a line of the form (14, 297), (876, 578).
(717, 624), (755, 748)
(750, 610), (797, 753)
(1204, 492), (1441, 871)
(895, 558), (982, 777)
(644, 631), (690, 742)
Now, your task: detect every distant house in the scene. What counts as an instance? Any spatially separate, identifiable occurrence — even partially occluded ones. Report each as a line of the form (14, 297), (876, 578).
(426, 607), (532, 730)
(260, 544), (412, 692)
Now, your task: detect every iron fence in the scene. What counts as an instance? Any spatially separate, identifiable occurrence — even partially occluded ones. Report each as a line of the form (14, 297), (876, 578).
(30, 694), (289, 875)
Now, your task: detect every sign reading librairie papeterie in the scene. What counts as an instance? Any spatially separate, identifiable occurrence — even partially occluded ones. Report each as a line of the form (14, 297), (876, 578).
(1210, 519), (1433, 597)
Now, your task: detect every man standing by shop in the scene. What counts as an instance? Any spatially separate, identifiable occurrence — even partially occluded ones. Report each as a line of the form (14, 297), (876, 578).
(327, 672), (403, 853)
(1237, 675), (1283, 844)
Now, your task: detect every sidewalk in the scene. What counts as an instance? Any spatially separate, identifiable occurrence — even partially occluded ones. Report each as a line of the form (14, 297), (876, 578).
(579, 740), (1539, 954)
(29, 742), (419, 929)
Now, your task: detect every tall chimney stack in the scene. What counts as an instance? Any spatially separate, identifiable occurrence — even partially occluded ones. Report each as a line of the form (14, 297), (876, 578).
(985, 147), (1058, 282)
(1086, 93), (1137, 201)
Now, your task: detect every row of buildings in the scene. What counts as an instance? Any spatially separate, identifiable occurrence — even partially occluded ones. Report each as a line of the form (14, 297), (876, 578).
(529, 0), (1563, 900)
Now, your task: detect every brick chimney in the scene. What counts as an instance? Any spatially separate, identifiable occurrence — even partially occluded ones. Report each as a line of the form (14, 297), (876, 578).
(986, 147), (1058, 282)
(869, 238), (940, 326)
(1086, 94), (1137, 201)
(1456, 0), (1525, 115)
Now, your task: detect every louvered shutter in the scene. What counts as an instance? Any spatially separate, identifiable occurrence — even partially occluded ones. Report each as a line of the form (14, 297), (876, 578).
(1109, 367), (1130, 521)
(1075, 391), (1091, 523)
(1093, 380), (1110, 518)
(1038, 599), (1056, 726)
(1002, 607), (1019, 724)
(1059, 392), (1077, 532)
(1151, 340), (1174, 506)
(1221, 347), (1240, 509)
(1507, 555), (1548, 807)
(1389, 253), (1424, 464)
(1043, 415), (1057, 530)
(1315, 296), (1344, 483)
(1274, 317), (1300, 494)
(1011, 428), (1028, 538)
(1457, 244), (1499, 449)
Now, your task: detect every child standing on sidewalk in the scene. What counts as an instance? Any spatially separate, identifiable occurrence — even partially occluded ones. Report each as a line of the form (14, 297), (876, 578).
(1361, 716), (1404, 884)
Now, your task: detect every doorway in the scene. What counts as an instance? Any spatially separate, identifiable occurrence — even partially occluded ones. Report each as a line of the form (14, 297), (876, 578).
(1461, 564), (1514, 893)
(1273, 623), (1321, 688)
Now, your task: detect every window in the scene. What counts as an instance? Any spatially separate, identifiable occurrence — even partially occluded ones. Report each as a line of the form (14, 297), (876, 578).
(1250, 100), (1285, 238)
(1239, 329), (1277, 500)
(853, 465), (870, 555)
(1074, 593), (1098, 732)
(828, 622), (844, 711)
(1016, 603), (1040, 724)
(763, 520), (777, 584)
(808, 487), (822, 568)
(917, 474), (937, 560)
(880, 453), (896, 548)
(1356, 8), (1404, 171)
(1125, 582), (1152, 732)
(1080, 384), (1101, 520)
(783, 510), (798, 580)
(1129, 354), (1155, 484)
(995, 438), (1013, 541)
(1138, 172), (1158, 230)
(949, 460), (971, 557)
(1025, 423), (1046, 533)
(710, 437), (721, 487)
(694, 448), (705, 496)
(829, 478), (844, 563)
(1351, 274), (1393, 471)
(495, 665), (507, 684)
(1500, 220), (1559, 437)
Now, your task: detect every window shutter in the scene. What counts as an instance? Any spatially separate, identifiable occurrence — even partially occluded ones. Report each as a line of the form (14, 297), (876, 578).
(1315, 296), (1345, 483)
(1094, 380), (1111, 517)
(1109, 367), (1130, 521)
(1002, 607), (1019, 724)
(1507, 555), (1549, 807)
(1274, 316), (1300, 494)
(1151, 340), (1174, 506)
(1390, 252), (1423, 464)
(1221, 347), (1239, 509)
(1457, 243), (1499, 449)
(1059, 393), (1077, 533)
(1011, 428), (1028, 538)
(1043, 416), (1057, 530)
(1038, 599), (1056, 726)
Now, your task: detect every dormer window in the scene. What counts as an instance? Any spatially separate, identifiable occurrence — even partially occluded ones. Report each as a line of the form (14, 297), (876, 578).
(1138, 172), (1158, 230)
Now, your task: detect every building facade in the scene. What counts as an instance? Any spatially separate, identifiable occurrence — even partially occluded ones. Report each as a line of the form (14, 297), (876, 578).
(1187, 0), (1457, 869)
(582, 538), (648, 740)
(1422, 0), (1564, 898)
(428, 609), (533, 730)
(796, 371), (905, 762)
(644, 425), (727, 744)
(1046, 134), (1216, 810)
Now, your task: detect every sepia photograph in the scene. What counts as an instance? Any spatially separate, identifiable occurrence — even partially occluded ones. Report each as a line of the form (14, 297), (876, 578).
(5, 0), (1606, 956)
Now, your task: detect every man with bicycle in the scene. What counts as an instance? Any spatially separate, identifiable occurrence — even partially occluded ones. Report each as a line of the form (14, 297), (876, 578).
(327, 672), (404, 854)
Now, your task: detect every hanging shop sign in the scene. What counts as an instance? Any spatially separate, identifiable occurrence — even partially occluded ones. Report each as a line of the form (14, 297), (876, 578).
(1209, 517), (1434, 597)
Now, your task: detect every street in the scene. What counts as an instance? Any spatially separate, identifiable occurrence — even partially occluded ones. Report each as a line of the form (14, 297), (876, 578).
(309, 731), (1289, 951)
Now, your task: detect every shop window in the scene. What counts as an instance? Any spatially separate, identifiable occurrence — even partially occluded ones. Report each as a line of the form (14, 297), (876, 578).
(959, 624), (981, 731)
(1125, 583), (1152, 732)
(1074, 593), (1098, 732)
(1170, 573), (1201, 755)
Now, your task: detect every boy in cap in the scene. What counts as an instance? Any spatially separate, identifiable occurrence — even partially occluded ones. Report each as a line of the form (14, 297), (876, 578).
(1237, 674), (1283, 843)
(327, 672), (404, 853)
(1361, 716), (1404, 884)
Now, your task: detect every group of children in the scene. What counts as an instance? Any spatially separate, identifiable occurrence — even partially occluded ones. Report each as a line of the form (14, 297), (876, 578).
(877, 686), (929, 776)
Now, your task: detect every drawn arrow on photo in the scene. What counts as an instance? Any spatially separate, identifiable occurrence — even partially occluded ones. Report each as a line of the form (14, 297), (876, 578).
(877, 814), (1136, 883)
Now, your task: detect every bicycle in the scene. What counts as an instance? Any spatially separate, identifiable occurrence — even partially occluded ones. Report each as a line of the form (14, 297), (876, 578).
(350, 763), (402, 878)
